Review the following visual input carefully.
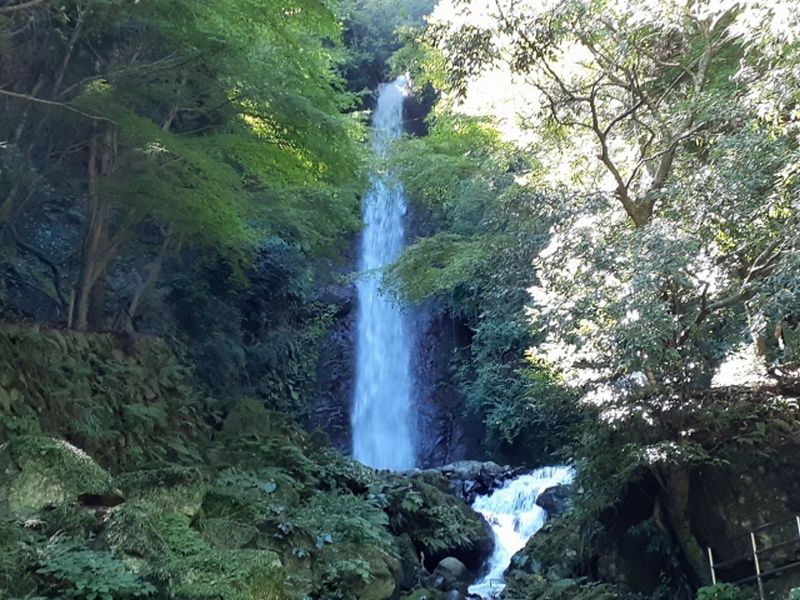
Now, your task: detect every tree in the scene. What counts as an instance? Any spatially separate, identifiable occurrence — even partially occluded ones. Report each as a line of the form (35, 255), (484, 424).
(0, 0), (363, 330)
(428, 0), (799, 389)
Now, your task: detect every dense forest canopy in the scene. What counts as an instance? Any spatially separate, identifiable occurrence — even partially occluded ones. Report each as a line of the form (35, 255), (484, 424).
(0, 0), (365, 332)
(391, 0), (800, 414)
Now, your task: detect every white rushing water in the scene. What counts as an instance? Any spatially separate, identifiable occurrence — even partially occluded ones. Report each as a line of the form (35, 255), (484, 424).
(469, 466), (575, 598)
(351, 76), (416, 471)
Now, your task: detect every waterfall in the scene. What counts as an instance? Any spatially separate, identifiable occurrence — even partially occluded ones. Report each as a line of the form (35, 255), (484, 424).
(351, 76), (416, 471)
(469, 466), (575, 598)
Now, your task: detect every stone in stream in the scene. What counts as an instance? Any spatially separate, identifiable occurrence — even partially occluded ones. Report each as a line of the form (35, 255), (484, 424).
(431, 556), (471, 592)
(536, 483), (575, 517)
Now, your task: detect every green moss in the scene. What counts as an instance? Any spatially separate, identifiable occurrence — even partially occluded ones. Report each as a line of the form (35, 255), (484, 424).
(382, 476), (492, 568)
(0, 436), (114, 518)
(116, 467), (208, 517)
(0, 325), (205, 470)
(164, 548), (283, 600)
(197, 518), (258, 549)
(508, 515), (583, 580)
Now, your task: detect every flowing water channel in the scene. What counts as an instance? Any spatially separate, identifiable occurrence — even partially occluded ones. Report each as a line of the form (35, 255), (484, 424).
(351, 76), (416, 471)
(469, 466), (575, 598)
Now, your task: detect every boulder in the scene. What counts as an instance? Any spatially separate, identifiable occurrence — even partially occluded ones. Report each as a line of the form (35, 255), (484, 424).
(383, 476), (494, 572)
(536, 484), (574, 517)
(431, 557), (470, 593)
(508, 517), (582, 581)
(0, 436), (115, 518)
(115, 466), (207, 518)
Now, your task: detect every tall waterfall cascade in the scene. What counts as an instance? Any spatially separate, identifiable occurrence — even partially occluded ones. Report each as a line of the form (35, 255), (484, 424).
(351, 76), (416, 471)
(469, 466), (575, 598)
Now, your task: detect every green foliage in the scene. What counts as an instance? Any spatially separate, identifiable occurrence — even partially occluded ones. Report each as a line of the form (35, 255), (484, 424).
(695, 583), (746, 600)
(385, 233), (488, 305)
(166, 241), (340, 416)
(36, 539), (155, 600)
(292, 492), (395, 554)
(0, 0), (365, 339)
(390, 111), (578, 460)
(378, 477), (490, 561)
(0, 516), (41, 596)
(342, 0), (436, 97)
(0, 326), (204, 470)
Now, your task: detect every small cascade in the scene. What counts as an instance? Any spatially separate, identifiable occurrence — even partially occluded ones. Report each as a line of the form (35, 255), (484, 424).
(469, 466), (575, 598)
(351, 76), (416, 471)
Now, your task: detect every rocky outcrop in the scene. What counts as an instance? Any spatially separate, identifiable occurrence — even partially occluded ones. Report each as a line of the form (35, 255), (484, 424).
(309, 280), (357, 452)
(425, 557), (471, 594)
(413, 305), (480, 468)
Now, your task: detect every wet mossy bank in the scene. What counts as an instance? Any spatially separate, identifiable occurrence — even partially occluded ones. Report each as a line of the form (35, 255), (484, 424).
(0, 325), (492, 600)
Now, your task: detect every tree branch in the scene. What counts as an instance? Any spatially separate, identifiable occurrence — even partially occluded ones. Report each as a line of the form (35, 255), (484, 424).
(0, 0), (45, 14)
(0, 88), (116, 123)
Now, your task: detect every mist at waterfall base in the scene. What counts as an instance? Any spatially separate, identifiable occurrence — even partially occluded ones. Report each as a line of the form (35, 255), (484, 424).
(351, 76), (416, 471)
(469, 466), (575, 598)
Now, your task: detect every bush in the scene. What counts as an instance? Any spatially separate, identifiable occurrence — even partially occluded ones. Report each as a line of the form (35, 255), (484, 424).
(36, 539), (155, 600)
(696, 583), (746, 600)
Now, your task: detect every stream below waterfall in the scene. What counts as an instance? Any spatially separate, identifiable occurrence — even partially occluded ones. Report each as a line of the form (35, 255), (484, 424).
(469, 467), (575, 598)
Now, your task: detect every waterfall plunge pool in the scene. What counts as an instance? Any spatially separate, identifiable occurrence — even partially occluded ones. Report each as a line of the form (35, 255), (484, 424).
(468, 466), (575, 598)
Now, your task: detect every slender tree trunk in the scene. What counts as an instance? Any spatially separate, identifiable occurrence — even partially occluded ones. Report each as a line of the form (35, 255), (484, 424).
(119, 231), (175, 331)
(74, 130), (117, 331)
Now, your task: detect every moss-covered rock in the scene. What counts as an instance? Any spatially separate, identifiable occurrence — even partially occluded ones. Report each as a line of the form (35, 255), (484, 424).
(508, 515), (583, 580)
(115, 466), (208, 518)
(382, 476), (493, 571)
(0, 435), (114, 518)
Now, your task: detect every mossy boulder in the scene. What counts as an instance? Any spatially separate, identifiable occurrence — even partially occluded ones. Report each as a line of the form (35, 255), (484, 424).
(383, 476), (493, 571)
(508, 515), (583, 580)
(115, 466), (208, 518)
(0, 436), (114, 518)
(166, 547), (283, 600)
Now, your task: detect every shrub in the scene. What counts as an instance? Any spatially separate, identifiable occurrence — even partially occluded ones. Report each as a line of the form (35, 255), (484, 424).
(36, 538), (155, 600)
(696, 583), (746, 600)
